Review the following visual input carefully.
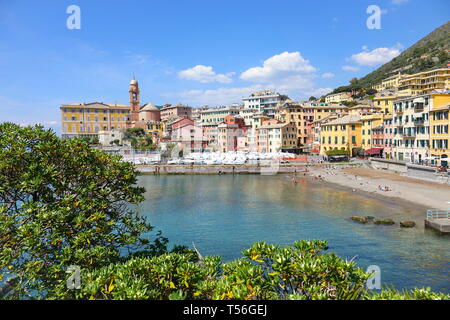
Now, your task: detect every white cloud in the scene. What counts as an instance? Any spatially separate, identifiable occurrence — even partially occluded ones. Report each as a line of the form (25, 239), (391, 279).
(169, 52), (330, 105)
(321, 72), (335, 79)
(241, 51), (316, 83)
(239, 51), (321, 95)
(164, 86), (261, 106)
(342, 65), (360, 72)
(178, 65), (234, 83)
(351, 47), (401, 66)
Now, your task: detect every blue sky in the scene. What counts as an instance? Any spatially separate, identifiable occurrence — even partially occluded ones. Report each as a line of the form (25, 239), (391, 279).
(0, 0), (449, 134)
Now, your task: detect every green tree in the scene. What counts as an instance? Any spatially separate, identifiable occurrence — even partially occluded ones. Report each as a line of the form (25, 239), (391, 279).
(124, 128), (155, 150)
(350, 78), (359, 86)
(124, 127), (146, 139)
(0, 123), (165, 299)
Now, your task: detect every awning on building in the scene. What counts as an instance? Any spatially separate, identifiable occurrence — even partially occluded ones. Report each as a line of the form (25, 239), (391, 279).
(364, 148), (383, 155)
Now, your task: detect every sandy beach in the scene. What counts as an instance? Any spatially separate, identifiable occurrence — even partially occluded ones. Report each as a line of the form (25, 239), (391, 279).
(306, 166), (450, 211)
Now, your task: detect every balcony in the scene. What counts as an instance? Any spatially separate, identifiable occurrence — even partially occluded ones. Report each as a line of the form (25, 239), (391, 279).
(414, 118), (425, 125)
(413, 102), (424, 111)
(402, 130), (416, 138)
(395, 107), (403, 114)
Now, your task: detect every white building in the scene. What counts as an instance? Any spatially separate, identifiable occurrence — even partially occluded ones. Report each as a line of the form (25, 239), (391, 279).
(393, 95), (431, 164)
(242, 90), (289, 117)
(98, 129), (125, 146)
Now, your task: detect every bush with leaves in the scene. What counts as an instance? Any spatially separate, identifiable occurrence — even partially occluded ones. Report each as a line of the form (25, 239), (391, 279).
(365, 287), (449, 300)
(0, 123), (166, 299)
(73, 240), (374, 300)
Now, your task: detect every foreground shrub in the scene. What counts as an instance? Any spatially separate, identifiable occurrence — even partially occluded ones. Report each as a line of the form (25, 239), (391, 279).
(366, 287), (450, 300)
(0, 123), (166, 299)
(75, 240), (373, 300)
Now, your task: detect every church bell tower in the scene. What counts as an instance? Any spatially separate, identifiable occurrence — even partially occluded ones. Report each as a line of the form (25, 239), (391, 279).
(129, 77), (140, 122)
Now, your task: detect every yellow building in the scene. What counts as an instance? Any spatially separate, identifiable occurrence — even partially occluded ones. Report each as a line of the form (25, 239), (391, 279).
(360, 114), (383, 150)
(398, 68), (450, 97)
(373, 90), (397, 115)
(146, 121), (166, 143)
(320, 115), (362, 155)
(60, 102), (130, 139)
(325, 92), (353, 104)
(430, 102), (450, 167)
(256, 121), (297, 153)
(275, 101), (314, 146)
(372, 74), (405, 91)
(348, 104), (382, 116)
(312, 104), (348, 121)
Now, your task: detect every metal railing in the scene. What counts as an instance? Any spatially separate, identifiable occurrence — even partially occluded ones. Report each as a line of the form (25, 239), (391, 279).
(427, 209), (450, 220)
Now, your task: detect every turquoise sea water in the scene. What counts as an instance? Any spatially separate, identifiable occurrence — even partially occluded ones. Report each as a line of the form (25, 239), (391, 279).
(138, 174), (450, 293)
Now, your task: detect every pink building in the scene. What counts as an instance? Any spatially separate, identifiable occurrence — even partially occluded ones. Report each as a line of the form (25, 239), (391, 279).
(202, 123), (219, 152)
(171, 121), (207, 153)
(382, 115), (395, 159)
(161, 104), (192, 121)
(217, 115), (249, 152)
(139, 103), (161, 122)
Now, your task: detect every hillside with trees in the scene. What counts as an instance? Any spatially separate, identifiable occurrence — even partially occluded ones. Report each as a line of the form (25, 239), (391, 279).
(357, 20), (450, 90)
(326, 20), (449, 97)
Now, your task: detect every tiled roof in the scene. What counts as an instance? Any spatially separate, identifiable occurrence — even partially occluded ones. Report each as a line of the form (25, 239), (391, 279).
(321, 115), (361, 126)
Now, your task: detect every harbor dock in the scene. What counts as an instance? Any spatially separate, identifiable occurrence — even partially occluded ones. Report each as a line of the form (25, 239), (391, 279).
(425, 209), (450, 233)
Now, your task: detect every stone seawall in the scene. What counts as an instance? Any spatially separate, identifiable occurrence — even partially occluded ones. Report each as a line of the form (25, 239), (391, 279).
(137, 163), (363, 175)
(369, 159), (450, 185)
(369, 158), (408, 173)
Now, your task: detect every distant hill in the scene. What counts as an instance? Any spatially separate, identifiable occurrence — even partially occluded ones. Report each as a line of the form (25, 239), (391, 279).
(329, 21), (450, 96)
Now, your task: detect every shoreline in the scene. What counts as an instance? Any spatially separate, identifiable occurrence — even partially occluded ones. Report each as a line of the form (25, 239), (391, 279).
(138, 163), (450, 213)
(305, 167), (450, 211)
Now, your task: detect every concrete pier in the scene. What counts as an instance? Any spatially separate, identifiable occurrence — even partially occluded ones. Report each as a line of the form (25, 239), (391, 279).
(425, 219), (450, 233)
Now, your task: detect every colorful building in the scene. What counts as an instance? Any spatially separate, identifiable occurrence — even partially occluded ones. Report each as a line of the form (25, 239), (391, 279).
(382, 115), (395, 159)
(61, 102), (130, 139)
(200, 107), (240, 124)
(373, 90), (397, 115)
(430, 101), (450, 166)
(372, 74), (405, 92)
(320, 115), (362, 155)
(255, 121), (297, 153)
(360, 114), (383, 153)
(242, 90), (289, 116)
(275, 101), (314, 149)
(160, 104), (192, 121)
(217, 115), (249, 152)
(397, 68), (450, 97)
(392, 95), (432, 163)
(325, 92), (354, 104)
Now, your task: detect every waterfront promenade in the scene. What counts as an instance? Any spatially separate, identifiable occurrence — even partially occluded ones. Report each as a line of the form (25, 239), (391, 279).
(137, 162), (363, 175)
